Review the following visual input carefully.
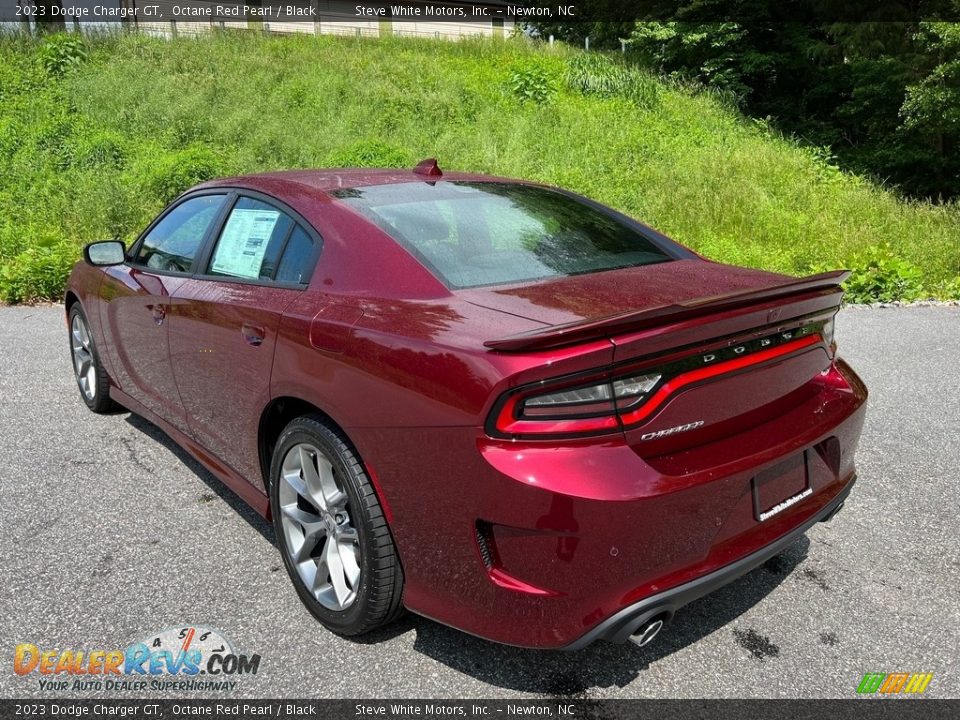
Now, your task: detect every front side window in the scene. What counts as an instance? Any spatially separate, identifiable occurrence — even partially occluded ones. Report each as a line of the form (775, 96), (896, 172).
(332, 182), (675, 288)
(207, 197), (316, 284)
(135, 194), (226, 273)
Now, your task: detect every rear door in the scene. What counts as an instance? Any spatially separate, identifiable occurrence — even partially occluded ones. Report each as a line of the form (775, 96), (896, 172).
(167, 193), (322, 487)
(99, 192), (228, 431)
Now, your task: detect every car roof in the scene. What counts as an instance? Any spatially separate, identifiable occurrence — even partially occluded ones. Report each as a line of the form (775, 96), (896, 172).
(190, 165), (546, 301)
(194, 166), (524, 198)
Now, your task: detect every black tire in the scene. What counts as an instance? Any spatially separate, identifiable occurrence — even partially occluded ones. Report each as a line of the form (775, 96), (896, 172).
(269, 414), (404, 636)
(68, 304), (116, 414)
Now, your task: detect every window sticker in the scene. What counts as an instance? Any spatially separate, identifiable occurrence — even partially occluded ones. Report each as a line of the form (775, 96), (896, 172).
(210, 208), (281, 279)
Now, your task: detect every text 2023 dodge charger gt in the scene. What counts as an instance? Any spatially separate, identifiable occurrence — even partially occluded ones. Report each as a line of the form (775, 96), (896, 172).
(65, 160), (866, 649)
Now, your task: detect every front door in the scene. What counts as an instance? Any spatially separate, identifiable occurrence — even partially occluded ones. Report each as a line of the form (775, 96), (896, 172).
(99, 193), (228, 430)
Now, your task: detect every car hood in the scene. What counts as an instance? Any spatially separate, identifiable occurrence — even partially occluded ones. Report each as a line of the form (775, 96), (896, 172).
(456, 259), (792, 327)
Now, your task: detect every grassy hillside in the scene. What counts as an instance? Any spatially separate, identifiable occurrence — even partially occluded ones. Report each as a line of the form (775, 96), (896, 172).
(1, 30), (958, 303)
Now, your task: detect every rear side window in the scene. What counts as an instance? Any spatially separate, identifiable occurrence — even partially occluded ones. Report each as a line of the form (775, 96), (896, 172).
(332, 182), (675, 288)
(275, 227), (314, 284)
(207, 197), (316, 285)
(135, 194), (226, 273)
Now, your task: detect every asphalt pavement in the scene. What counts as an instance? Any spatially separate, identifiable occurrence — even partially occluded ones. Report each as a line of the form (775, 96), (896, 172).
(0, 304), (957, 699)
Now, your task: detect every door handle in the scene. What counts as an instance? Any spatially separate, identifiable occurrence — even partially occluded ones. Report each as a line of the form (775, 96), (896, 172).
(147, 304), (166, 326)
(242, 324), (265, 347)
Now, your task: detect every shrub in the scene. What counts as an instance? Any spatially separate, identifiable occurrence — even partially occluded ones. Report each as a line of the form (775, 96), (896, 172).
(508, 64), (558, 105)
(0, 241), (78, 304)
(841, 245), (925, 303)
(38, 34), (88, 77)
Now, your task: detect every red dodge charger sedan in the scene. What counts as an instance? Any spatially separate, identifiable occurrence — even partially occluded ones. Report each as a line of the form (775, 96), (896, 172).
(65, 160), (866, 649)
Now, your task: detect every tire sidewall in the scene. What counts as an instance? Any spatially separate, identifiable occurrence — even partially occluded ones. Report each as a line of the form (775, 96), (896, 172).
(269, 420), (375, 632)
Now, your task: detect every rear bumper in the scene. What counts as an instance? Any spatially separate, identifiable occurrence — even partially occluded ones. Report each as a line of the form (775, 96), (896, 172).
(562, 474), (855, 650)
(357, 358), (867, 649)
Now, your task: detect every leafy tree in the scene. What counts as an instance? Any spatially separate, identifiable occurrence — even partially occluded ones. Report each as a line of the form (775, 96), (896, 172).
(901, 22), (960, 198)
(529, 1), (960, 198)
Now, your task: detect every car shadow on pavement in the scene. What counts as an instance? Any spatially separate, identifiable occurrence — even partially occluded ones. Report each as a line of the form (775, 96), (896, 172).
(124, 413), (274, 544)
(404, 537), (811, 696)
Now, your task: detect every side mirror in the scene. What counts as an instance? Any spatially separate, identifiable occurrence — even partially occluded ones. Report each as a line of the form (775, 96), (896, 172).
(84, 240), (126, 267)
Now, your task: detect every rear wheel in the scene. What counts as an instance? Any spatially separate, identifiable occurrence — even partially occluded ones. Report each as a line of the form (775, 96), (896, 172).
(269, 415), (404, 635)
(68, 305), (115, 413)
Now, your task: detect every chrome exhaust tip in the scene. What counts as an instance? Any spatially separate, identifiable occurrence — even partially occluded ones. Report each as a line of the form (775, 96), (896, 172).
(628, 618), (664, 647)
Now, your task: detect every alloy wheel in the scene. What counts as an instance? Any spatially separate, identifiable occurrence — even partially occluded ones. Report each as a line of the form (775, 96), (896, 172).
(278, 443), (361, 611)
(71, 314), (97, 401)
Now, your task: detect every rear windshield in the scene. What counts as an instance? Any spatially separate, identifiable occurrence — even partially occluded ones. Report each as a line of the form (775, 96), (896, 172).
(331, 182), (675, 289)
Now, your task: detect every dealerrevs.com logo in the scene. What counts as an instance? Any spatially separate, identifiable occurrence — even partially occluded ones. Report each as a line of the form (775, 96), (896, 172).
(13, 626), (261, 692)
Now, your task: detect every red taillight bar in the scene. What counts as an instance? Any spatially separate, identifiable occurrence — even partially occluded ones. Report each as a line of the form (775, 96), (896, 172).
(616, 333), (820, 427)
(492, 333), (822, 438)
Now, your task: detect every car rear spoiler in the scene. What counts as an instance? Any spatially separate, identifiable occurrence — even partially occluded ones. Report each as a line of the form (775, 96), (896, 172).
(483, 270), (850, 352)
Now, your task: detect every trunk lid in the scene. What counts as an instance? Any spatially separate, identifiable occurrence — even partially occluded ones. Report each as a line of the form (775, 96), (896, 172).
(460, 259), (796, 334)
(463, 260), (845, 353)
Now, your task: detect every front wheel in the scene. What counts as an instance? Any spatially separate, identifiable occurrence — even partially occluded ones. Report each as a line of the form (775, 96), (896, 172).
(68, 305), (115, 413)
(269, 415), (404, 636)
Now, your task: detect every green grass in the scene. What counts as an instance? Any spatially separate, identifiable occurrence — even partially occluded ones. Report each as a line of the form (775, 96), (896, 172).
(1, 30), (958, 303)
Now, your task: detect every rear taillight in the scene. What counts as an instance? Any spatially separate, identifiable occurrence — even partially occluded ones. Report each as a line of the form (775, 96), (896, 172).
(493, 371), (662, 436)
(488, 321), (828, 439)
(491, 380), (621, 437)
(521, 371), (661, 415)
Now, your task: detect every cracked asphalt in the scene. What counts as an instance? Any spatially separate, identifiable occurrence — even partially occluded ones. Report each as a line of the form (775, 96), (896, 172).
(0, 304), (957, 699)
